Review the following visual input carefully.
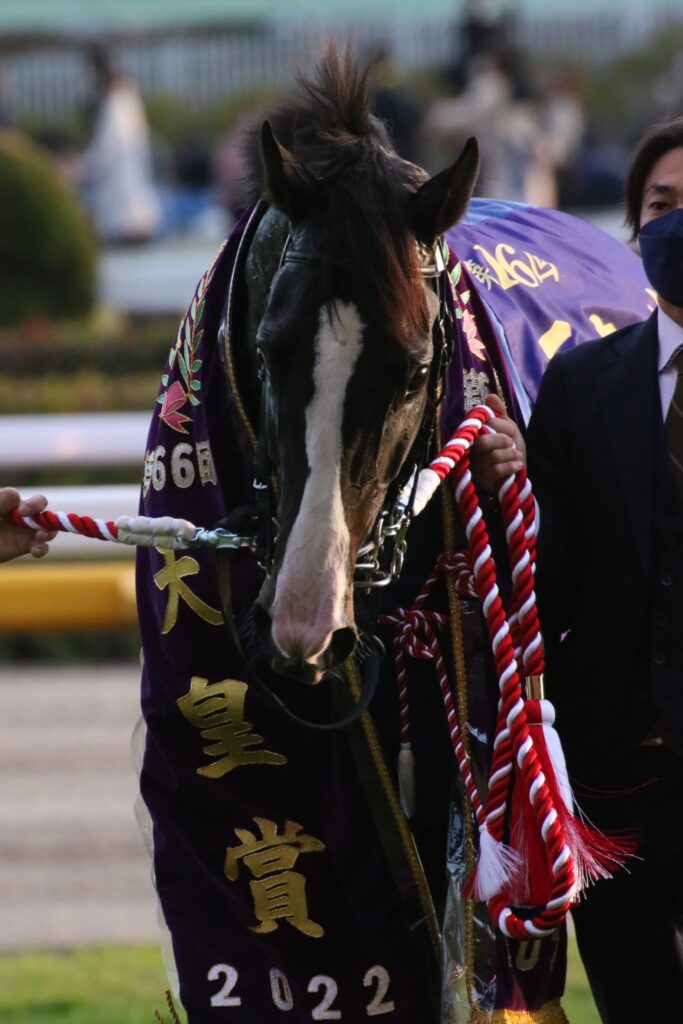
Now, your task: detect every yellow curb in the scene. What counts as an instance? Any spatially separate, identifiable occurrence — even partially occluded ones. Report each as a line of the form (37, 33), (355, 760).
(0, 561), (138, 630)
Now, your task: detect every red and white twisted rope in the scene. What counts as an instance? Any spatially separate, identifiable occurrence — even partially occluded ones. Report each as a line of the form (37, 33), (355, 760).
(7, 509), (207, 550)
(455, 453), (574, 939)
(386, 405), (576, 939)
(7, 506), (119, 542)
(380, 556), (483, 824)
(8, 405), (612, 936)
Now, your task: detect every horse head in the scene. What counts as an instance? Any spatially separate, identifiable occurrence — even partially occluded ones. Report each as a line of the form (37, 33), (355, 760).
(246, 49), (479, 683)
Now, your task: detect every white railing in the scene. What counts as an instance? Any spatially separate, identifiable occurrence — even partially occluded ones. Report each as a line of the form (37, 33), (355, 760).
(4, 7), (681, 121)
(0, 412), (149, 470)
(2, 413), (148, 559)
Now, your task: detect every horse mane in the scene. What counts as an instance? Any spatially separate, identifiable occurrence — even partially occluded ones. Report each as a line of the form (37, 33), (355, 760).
(243, 45), (431, 341)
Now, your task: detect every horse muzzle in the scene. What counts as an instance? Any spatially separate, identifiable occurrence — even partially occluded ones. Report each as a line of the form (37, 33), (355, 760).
(253, 602), (357, 684)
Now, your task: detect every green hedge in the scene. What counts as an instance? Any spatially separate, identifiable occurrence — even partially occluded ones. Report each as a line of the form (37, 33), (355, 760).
(0, 132), (96, 325)
(0, 370), (161, 414)
(0, 313), (177, 416)
(0, 312), (178, 376)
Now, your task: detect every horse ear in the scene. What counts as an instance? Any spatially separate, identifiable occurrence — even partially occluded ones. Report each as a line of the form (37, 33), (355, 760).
(409, 137), (479, 244)
(260, 120), (308, 219)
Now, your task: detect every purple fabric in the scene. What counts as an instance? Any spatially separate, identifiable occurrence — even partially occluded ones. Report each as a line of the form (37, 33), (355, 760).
(446, 200), (652, 415)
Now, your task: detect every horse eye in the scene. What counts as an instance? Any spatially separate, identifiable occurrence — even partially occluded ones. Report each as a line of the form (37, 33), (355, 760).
(404, 364), (430, 397)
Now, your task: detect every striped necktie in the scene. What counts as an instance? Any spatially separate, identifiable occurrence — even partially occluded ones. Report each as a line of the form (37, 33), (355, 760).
(665, 347), (683, 502)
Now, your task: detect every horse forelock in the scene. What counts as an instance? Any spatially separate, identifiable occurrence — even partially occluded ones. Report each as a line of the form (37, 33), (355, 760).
(315, 170), (431, 345)
(243, 45), (431, 346)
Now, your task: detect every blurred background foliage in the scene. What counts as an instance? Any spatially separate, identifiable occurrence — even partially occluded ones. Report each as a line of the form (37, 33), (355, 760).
(0, 311), (174, 413)
(0, 131), (96, 325)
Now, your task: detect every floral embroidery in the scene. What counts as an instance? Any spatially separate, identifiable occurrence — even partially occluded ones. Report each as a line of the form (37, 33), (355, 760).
(157, 244), (225, 434)
(449, 261), (487, 363)
(159, 380), (193, 434)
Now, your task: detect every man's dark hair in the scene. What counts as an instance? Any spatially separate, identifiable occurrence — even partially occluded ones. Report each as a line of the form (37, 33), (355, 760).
(625, 115), (683, 240)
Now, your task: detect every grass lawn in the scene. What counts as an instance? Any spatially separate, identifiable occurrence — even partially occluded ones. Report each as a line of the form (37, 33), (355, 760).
(565, 938), (600, 1024)
(0, 946), (172, 1024)
(0, 940), (599, 1023)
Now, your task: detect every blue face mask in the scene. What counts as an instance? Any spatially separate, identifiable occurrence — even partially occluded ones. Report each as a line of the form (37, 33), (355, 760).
(638, 208), (683, 307)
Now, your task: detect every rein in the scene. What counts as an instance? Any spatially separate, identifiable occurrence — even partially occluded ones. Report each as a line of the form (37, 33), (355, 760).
(251, 236), (454, 590)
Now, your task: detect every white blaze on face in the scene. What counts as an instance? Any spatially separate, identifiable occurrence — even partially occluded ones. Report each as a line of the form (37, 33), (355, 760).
(271, 301), (363, 661)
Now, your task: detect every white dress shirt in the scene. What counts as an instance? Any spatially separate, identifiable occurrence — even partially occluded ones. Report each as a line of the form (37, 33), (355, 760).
(658, 306), (683, 419)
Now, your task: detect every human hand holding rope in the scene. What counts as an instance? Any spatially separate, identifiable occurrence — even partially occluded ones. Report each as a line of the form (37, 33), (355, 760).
(471, 394), (526, 492)
(0, 488), (57, 562)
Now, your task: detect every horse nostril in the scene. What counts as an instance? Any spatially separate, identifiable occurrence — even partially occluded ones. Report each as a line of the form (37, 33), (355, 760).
(252, 602), (272, 641)
(321, 627), (357, 670)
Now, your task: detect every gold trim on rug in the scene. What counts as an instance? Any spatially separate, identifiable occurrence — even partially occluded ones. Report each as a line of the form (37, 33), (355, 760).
(488, 999), (569, 1023)
(223, 202), (265, 452)
(442, 480), (479, 1011)
(346, 660), (442, 959)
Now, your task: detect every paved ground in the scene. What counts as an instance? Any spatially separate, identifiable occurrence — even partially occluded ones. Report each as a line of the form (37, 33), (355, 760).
(0, 664), (159, 952)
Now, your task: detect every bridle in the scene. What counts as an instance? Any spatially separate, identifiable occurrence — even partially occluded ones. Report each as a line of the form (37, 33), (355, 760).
(213, 233), (455, 732)
(241, 235), (455, 590)
(354, 244), (454, 590)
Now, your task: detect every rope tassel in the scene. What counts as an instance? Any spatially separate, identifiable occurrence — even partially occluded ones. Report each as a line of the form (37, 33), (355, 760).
(397, 742), (417, 819)
(471, 824), (522, 901)
(508, 698), (636, 906)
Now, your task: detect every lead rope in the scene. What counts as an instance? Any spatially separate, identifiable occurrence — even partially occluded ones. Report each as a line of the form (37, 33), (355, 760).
(455, 434), (576, 939)
(5, 508), (255, 552)
(384, 405), (617, 940)
(8, 405), (629, 933)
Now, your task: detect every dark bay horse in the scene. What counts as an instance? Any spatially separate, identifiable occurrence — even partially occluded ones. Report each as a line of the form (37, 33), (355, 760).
(234, 51), (478, 684)
(136, 45), (651, 1024)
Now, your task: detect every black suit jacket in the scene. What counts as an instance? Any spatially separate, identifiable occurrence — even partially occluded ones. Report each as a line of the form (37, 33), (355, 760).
(527, 312), (662, 781)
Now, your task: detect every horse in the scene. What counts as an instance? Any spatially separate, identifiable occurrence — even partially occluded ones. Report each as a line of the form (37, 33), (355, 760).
(136, 46), (651, 1024)
(231, 65), (479, 686)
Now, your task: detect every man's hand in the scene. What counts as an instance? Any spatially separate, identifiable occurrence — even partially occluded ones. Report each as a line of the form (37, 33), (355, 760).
(470, 394), (526, 495)
(0, 488), (57, 562)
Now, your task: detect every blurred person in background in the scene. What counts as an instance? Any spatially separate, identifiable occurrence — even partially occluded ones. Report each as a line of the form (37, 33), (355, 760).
(448, 0), (507, 92)
(79, 45), (161, 245)
(532, 68), (586, 209)
(213, 111), (252, 226)
(368, 44), (424, 164)
(0, 68), (15, 131)
(425, 46), (552, 205)
(426, 2), (569, 206)
(0, 488), (55, 561)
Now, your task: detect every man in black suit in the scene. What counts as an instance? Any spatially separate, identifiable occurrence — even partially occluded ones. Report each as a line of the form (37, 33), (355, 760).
(473, 116), (683, 1022)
